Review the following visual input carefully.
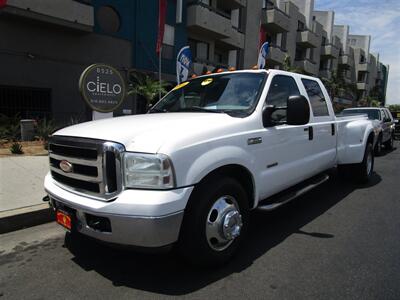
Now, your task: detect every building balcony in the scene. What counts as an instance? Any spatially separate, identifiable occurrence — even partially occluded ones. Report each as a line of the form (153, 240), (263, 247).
(218, 0), (246, 9)
(339, 55), (354, 68)
(358, 63), (368, 72)
(261, 6), (290, 33)
(294, 58), (318, 75)
(267, 45), (286, 65)
(321, 44), (340, 58)
(357, 82), (368, 90)
(296, 30), (319, 48)
(187, 2), (231, 39)
(221, 27), (245, 49)
(2, 0), (94, 31)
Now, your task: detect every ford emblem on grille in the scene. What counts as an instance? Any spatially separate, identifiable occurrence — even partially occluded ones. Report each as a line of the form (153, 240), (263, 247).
(59, 160), (73, 173)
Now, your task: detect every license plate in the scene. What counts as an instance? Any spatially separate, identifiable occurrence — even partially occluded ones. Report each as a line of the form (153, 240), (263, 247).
(56, 210), (72, 230)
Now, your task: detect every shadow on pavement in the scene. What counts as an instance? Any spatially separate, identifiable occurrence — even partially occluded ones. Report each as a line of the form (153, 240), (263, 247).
(64, 172), (381, 295)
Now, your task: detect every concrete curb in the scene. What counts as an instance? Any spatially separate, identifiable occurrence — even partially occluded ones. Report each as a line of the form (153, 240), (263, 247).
(0, 204), (54, 234)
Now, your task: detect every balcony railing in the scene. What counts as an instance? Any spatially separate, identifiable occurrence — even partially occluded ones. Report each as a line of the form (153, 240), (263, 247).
(187, 1), (232, 38)
(261, 3), (290, 33)
(188, 1), (231, 19)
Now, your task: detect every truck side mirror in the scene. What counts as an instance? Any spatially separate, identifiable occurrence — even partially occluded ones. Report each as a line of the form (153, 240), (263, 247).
(287, 95), (310, 125)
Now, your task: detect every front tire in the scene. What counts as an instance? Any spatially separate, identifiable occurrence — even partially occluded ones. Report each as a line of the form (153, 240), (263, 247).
(178, 177), (249, 267)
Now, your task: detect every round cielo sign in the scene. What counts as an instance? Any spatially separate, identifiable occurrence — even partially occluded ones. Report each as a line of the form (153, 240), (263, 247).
(79, 64), (126, 113)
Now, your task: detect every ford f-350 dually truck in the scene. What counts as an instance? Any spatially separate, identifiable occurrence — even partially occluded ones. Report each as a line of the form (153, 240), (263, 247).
(45, 70), (377, 266)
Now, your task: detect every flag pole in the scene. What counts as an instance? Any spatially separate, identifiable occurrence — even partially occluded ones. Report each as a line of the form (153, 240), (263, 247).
(159, 46), (162, 100)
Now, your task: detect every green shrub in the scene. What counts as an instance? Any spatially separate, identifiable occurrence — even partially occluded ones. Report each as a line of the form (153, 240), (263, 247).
(10, 142), (24, 154)
(35, 119), (56, 149)
(0, 113), (21, 142)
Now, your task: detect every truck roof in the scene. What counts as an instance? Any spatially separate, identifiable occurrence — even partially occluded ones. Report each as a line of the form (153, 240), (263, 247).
(191, 68), (320, 82)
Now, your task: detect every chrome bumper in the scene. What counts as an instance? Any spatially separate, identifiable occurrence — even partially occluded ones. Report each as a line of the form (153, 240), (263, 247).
(49, 193), (184, 248)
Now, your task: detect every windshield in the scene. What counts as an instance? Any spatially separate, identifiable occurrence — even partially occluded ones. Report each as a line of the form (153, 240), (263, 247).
(342, 109), (381, 120)
(149, 72), (266, 117)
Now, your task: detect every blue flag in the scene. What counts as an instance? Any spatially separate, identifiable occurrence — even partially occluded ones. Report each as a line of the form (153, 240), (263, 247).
(257, 42), (270, 69)
(176, 46), (193, 84)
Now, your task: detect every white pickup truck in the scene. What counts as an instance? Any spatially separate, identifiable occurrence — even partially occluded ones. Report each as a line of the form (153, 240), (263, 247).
(45, 70), (377, 266)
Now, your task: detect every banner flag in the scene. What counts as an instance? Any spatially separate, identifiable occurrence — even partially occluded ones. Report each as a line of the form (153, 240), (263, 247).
(176, 46), (193, 84)
(156, 0), (167, 55)
(257, 42), (270, 69)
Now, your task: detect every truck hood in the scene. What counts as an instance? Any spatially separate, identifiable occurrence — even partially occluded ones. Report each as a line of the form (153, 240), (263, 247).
(53, 113), (242, 153)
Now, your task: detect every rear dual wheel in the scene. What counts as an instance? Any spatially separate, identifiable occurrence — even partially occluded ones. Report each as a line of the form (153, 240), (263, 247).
(338, 143), (374, 183)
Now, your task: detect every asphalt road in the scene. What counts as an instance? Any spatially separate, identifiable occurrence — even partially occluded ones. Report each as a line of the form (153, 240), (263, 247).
(1, 142), (399, 300)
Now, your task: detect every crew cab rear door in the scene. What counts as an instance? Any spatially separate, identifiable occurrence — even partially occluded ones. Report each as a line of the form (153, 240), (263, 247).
(299, 78), (336, 173)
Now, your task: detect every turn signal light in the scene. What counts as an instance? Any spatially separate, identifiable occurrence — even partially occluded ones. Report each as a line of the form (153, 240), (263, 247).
(205, 70), (212, 75)
(252, 65), (258, 70)
(215, 68), (224, 73)
(191, 74), (197, 79)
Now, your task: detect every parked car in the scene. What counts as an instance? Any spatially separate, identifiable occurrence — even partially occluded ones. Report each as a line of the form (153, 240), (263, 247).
(389, 110), (400, 140)
(44, 70), (377, 266)
(342, 107), (395, 154)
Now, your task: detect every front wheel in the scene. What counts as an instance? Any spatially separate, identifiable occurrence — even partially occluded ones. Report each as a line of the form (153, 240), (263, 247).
(177, 177), (249, 267)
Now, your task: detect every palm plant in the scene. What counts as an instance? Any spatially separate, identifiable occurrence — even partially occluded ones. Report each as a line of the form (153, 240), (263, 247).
(282, 55), (304, 74)
(127, 73), (168, 111)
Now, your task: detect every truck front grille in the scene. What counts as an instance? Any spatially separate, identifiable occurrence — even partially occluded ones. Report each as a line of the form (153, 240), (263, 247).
(48, 136), (124, 201)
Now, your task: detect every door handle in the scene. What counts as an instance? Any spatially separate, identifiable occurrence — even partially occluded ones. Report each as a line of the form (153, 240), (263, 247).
(304, 126), (313, 140)
(331, 123), (335, 136)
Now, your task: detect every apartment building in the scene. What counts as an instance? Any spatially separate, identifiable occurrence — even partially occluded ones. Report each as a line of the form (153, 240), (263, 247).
(0, 0), (188, 121)
(187, 0), (246, 74)
(0, 0), (390, 123)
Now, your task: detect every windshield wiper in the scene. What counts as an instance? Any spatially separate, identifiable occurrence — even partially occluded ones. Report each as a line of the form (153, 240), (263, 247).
(148, 107), (168, 113)
(176, 107), (224, 113)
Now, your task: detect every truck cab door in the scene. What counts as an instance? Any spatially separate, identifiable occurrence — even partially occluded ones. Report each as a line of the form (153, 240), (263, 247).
(255, 74), (314, 199)
(299, 78), (336, 173)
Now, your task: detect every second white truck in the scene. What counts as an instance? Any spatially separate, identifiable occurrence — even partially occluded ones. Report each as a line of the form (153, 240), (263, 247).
(45, 69), (377, 266)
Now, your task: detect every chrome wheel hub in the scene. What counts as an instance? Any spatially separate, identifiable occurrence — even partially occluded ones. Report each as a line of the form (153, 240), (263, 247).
(206, 196), (242, 251)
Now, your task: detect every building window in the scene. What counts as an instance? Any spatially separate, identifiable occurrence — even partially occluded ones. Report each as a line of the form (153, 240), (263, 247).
(189, 39), (210, 61)
(161, 24), (175, 60)
(357, 72), (368, 82)
(281, 33), (287, 51)
(297, 21), (305, 31)
(97, 6), (121, 33)
(321, 36), (327, 46)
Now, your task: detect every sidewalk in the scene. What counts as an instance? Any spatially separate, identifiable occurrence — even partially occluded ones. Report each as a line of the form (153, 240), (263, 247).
(0, 156), (53, 233)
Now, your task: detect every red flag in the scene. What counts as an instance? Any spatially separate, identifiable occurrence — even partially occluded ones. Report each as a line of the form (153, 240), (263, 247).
(0, 0), (7, 8)
(156, 0), (167, 55)
(259, 23), (266, 50)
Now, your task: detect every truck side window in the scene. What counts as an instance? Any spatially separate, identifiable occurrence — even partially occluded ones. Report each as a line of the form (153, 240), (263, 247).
(265, 75), (300, 122)
(301, 79), (329, 117)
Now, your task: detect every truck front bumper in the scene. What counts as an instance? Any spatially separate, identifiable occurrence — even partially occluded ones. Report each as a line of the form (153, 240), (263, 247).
(44, 173), (194, 248)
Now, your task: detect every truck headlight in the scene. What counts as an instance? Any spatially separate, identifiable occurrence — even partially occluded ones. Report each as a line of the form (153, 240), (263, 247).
(123, 153), (175, 189)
